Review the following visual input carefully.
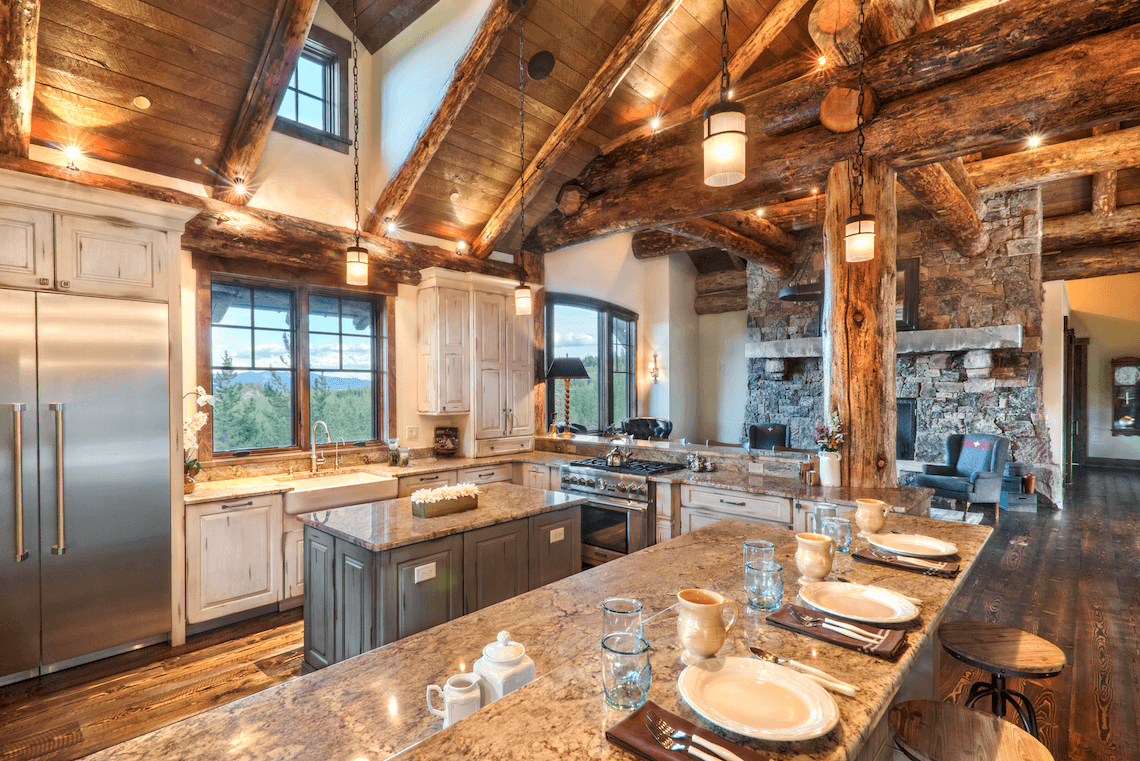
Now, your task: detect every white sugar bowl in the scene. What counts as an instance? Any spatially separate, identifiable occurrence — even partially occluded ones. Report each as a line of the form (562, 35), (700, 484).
(472, 630), (535, 703)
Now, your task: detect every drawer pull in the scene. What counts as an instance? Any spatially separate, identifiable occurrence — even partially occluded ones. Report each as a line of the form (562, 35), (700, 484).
(222, 500), (254, 510)
(420, 475), (440, 482)
(478, 473), (494, 479)
(719, 499), (746, 507)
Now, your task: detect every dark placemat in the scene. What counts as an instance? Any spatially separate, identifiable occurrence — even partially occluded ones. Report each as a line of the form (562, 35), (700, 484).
(766, 604), (907, 660)
(852, 547), (959, 577)
(606, 701), (766, 761)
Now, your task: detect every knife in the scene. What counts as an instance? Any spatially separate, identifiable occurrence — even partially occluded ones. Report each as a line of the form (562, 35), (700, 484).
(749, 647), (860, 694)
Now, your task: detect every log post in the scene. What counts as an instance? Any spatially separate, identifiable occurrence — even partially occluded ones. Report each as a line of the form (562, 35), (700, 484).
(1090, 123), (1119, 217)
(822, 158), (898, 489)
(0, 0), (39, 157)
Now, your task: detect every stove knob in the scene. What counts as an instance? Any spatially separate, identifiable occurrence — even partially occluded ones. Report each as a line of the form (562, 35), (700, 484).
(635, 484), (647, 495)
(561, 474), (570, 483)
(586, 478), (596, 487)
(616, 483), (628, 492)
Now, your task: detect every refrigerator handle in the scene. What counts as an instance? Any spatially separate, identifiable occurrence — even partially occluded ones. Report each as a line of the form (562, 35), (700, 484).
(50, 402), (66, 555)
(10, 403), (29, 562)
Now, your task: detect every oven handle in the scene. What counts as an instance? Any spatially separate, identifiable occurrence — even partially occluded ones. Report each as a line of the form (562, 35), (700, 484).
(577, 496), (648, 512)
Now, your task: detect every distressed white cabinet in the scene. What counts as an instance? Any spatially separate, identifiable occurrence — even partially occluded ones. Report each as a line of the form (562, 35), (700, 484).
(418, 285), (470, 414)
(0, 204), (53, 290)
(677, 485), (793, 535)
(458, 463), (514, 485)
(398, 470), (459, 497)
(474, 290), (534, 441)
(186, 494), (284, 623)
(520, 463), (551, 490)
(283, 514), (306, 600)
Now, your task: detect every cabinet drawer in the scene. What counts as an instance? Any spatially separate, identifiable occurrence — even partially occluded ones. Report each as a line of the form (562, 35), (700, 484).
(680, 486), (791, 525)
(458, 463), (513, 484)
(398, 470), (458, 497)
(475, 436), (533, 458)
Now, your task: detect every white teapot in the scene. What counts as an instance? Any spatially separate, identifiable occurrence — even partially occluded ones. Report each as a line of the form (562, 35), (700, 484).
(472, 630), (535, 703)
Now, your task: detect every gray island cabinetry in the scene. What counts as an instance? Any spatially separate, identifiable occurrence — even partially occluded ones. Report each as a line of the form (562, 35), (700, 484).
(300, 483), (583, 670)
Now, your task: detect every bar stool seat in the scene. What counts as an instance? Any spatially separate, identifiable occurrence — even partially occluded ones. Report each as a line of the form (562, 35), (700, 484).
(890, 700), (1053, 761)
(938, 620), (1066, 738)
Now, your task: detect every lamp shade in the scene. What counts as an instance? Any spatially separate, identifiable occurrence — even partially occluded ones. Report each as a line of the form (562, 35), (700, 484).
(514, 284), (532, 316)
(844, 214), (876, 262)
(546, 357), (589, 380)
(703, 102), (747, 187)
(346, 245), (369, 285)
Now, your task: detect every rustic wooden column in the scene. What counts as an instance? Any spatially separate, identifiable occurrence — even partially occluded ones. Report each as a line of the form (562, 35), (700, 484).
(822, 158), (898, 489)
(0, 0), (39, 157)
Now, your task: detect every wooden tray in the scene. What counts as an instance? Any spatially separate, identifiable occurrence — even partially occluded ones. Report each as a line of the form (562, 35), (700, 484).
(412, 495), (478, 518)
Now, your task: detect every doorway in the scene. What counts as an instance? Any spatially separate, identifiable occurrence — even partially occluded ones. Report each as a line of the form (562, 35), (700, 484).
(1063, 323), (1089, 483)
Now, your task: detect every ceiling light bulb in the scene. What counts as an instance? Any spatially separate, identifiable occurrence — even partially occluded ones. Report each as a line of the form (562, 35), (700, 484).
(818, 55), (827, 66)
(232, 182), (247, 196)
(811, 187), (820, 195)
(456, 241), (468, 252)
(386, 220), (397, 234)
(726, 88), (734, 99)
(63, 145), (83, 165)
(650, 116), (661, 131)
(1026, 135), (1043, 148)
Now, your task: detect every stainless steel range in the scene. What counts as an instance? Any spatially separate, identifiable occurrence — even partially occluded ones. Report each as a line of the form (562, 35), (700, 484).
(560, 457), (685, 567)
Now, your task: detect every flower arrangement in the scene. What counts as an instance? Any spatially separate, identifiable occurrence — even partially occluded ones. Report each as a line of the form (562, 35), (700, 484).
(183, 386), (215, 475)
(813, 411), (846, 452)
(411, 483), (479, 504)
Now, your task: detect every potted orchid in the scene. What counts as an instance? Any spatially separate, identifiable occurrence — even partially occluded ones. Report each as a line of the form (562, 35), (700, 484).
(183, 386), (215, 494)
(813, 411), (845, 488)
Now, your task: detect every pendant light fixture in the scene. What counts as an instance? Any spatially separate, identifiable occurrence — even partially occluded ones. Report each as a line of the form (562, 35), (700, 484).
(844, 0), (875, 263)
(513, 13), (533, 317)
(345, 0), (369, 286)
(703, 0), (746, 187)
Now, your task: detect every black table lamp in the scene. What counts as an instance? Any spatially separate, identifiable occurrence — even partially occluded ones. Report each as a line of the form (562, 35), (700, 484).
(546, 357), (589, 438)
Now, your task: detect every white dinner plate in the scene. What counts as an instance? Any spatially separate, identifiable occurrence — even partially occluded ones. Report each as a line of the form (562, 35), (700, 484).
(677, 657), (839, 741)
(800, 581), (920, 625)
(865, 533), (958, 558)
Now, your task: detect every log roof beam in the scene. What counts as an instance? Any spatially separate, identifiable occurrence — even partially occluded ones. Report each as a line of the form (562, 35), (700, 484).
(0, 0), (39, 158)
(363, 0), (525, 234)
(469, 0), (683, 259)
(1090, 123), (1120, 217)
(659, 218), (793, 277)
(213, 0), (320, 206)
(1043, 244), (1140, 281)
(897, 163), (989, 257)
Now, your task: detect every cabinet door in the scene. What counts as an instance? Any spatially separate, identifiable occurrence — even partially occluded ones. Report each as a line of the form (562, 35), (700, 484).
(679, 507), (727, 535)
(0, 204), (53, 290)
(398, 470), (458, 497)
(529, 507), (581, 590)
(381, 534), (463, 645)
(335, 538), (376, 663)
(474, 291), (506, 439)
(439, 288), (470, 412)
(506, 307), (534, 436)
(54, 215), (168, 301)
(303, 526), (335, 670)
(186, 496), (283, 623)
(523, 465), (549, 491)
(284, 529), (305, 599)
(464, 519), (529, 613)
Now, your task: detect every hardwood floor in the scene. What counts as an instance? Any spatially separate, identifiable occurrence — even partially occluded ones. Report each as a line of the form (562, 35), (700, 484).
(0, 467), (1135, 761)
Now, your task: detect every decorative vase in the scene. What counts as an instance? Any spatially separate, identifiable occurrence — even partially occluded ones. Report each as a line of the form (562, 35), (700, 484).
(818, 451), (841, 487)
(183, 473), (196, 495)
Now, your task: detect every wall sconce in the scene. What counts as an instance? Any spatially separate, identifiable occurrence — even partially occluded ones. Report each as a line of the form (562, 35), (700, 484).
(649, 351), (660, 382)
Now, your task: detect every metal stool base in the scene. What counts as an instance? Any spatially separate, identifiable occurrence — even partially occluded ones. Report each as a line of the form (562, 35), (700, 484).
(964, 673), (1039, 738)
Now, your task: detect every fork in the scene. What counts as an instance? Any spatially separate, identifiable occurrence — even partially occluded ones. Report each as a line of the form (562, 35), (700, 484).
(789, 607), (886, 647)
(645, 718), (722, 761)
(645, 708), (744, 761)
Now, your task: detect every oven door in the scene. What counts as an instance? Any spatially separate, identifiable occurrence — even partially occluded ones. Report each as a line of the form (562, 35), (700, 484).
(580, 496), (650, 567)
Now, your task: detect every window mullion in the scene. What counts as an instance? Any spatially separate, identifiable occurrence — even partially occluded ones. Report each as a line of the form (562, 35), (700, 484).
(297, 287), (311, 450)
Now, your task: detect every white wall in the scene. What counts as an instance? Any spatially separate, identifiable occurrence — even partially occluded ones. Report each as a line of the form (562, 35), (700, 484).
(1041, 280), (1070, 467)
(696, 311), (748, 445)
(1066, 272), (1140, 461)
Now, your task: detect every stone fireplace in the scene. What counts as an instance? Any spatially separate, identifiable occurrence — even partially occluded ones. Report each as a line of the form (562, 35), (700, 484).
(744, 188), (1058, 502)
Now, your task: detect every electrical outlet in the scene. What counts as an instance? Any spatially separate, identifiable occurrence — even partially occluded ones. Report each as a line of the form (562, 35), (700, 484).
(414, 562), (436, 584)
(550, 527), (565, 544)
(407, 426), (419, 441)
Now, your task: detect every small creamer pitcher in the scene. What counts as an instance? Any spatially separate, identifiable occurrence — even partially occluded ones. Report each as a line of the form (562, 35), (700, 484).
(855, 498), (890, 537)
(795, 532), (836, 585)
(676, 588), (739, 665)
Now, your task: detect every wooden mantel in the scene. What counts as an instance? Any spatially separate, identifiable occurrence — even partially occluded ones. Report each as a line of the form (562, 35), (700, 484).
(746, 325), (1025, 359)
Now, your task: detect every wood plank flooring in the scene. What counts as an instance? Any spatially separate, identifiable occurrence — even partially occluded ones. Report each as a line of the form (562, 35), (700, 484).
(0, 466), (1135, 761)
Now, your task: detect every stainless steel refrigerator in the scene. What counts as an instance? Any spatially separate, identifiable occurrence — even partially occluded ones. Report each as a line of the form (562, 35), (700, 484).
(1, 289), (171, 685)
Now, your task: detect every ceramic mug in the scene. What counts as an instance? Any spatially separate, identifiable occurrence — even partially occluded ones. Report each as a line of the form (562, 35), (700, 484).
(855, 498), (890, 537)
(427, 673), (483, 727)
(795, 532), (836, 585)
(676, 588), (739, 665)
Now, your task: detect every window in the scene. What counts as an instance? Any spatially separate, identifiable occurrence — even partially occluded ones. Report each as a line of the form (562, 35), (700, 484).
(274, 26), (351, 153)
(206, 277), (387, 457)
(545, 294), (637, 433)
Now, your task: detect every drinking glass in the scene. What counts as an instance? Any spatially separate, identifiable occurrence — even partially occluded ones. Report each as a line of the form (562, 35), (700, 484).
(745, 562), (784, 611)
(399, 447), (410, 467)
(602, 598), (643, 637)
(822, 516), (852, 553)
(743, 539), (775, 571)
(810, 503), (838, 534)
(601, 632), (652, 710)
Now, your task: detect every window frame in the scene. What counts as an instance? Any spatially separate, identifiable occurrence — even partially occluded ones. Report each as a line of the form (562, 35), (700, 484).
(272, 25), (352, 154)
(195, 260), (393, 464)
(544, 293), (638, 434)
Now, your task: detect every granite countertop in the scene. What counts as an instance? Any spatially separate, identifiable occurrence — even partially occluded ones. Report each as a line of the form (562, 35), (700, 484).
(653, 471), (934, 510)
(297, 482), (587, 552)
(85, 514), (992, 761)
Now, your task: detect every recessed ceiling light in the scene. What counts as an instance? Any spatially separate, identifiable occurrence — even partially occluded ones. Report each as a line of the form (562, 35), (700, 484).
(1026, 134), (1043, 148)
(133, 96), (151, 110)
(386, 220), (398, 234)
(650, 116), (661, 131)
(818, 55), (827, 66)
(811, 187), (820, 195)
(232, 182), (248, 196)
(756, 208), (765, 217)
(194, 157), (203, 165)
(62, 145), (83, 169)
(449, 189), (460, 202)
(456, 241), (468, 253)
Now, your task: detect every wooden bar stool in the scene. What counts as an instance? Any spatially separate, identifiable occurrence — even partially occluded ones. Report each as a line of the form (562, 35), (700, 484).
(938, 620), (1066, 738)
(890, 700), (1053, 761)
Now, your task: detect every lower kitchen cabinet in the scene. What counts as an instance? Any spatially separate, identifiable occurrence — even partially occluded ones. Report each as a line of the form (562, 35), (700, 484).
(529, 506), (580, 589)
(384, 535), (464, 644)
(464, 521), (528, 614)
(677, 485), (792, 535)
(304, 527), (335, 670)
(520, 463), (551, 490)
(398, 470), (458, 497)
(679, 505), (790, 534)
(336, 539), (376, 663)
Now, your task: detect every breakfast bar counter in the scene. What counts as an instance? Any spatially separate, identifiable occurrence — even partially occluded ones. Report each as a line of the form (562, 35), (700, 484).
(83, 514), (991, 761)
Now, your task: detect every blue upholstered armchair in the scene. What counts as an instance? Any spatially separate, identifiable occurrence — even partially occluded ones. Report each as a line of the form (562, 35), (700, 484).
(912, 433), (1010, 517)
(620, 417), (673, 440)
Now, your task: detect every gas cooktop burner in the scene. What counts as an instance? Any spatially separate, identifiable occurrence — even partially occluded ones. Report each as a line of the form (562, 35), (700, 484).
(568, 457), (685, 475)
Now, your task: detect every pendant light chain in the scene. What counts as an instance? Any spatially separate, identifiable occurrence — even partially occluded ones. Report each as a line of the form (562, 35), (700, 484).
(351, 0), (361, 246)
(718, 0), (731, 102)
(851, 0), (866, 216)
(518, 12), (526, 252)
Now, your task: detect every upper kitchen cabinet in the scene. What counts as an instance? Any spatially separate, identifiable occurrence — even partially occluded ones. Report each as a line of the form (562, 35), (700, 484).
(418, 273), (470, 414)
(0, 205), (53, 291)
(474, 291), (534, 441)
(54, 215), (168, 301)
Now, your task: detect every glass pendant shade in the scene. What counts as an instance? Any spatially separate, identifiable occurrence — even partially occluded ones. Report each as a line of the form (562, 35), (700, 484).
(514, 284), (532, 316)
(703, 102), (747, 187)
(346, 245), (369, 285)
(844, 214), (876, 262)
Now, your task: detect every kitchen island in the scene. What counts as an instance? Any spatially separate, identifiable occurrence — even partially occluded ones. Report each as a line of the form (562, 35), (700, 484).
(84, 511), (991, 761)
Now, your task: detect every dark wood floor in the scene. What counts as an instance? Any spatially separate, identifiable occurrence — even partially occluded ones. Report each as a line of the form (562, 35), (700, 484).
(0, 467), (1135, 761)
